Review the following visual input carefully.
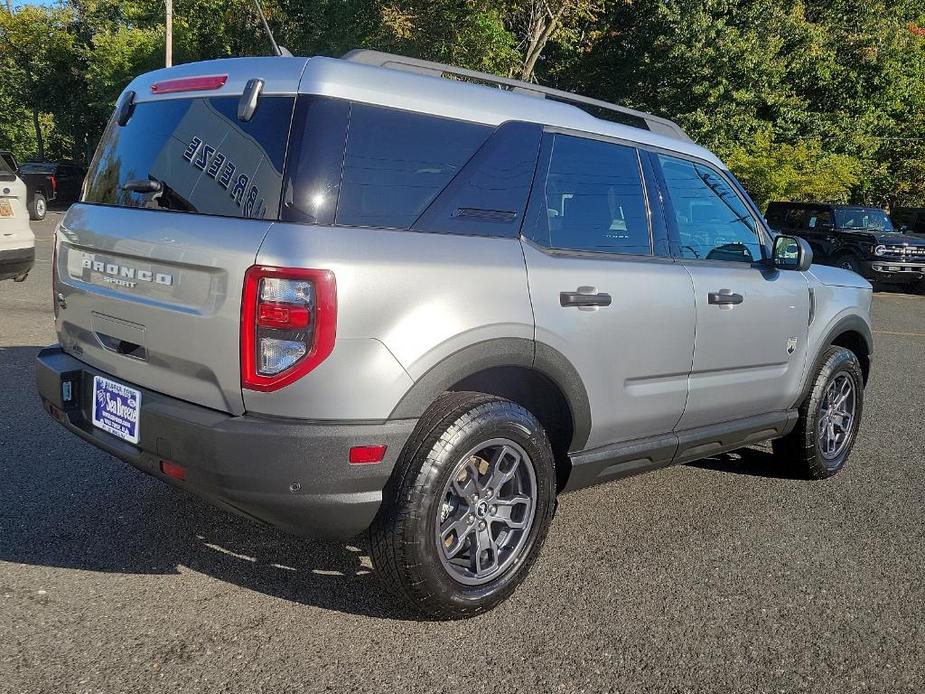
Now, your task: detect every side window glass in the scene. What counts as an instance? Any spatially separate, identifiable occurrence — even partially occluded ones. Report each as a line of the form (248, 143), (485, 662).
(526, 134), (651, 255)
(806, 209), (831, 229)
(336, 105), (490, 229)
(281, 96), (350, 225)
(815, 209), (833, 228)
(412, 121), (542, 238)
(656, 154), (763, 263)
(785, 208), (806, 229)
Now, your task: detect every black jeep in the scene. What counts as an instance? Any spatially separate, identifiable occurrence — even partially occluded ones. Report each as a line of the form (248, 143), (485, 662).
(766, 201), (925, 287)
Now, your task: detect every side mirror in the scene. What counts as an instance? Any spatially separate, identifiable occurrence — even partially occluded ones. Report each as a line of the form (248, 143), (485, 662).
(772, 235), (813, 272)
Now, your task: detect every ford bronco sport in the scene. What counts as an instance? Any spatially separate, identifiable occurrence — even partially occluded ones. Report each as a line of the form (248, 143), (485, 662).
(36, 51), (873, 619)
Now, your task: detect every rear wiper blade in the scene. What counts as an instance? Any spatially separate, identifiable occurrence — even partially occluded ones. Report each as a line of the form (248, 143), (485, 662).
(122, 177), (163, 194)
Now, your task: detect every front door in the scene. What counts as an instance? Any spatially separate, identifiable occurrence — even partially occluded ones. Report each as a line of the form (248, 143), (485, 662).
(650, 152), (811, 430)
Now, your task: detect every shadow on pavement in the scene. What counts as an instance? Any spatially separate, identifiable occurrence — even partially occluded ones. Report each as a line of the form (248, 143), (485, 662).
(0, 345), (415, 620)
(687, 447), (800, 479)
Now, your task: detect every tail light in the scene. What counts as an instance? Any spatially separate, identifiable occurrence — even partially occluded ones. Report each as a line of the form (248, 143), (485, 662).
(241, 266), (336, 392)
(49, 175), (57, 193)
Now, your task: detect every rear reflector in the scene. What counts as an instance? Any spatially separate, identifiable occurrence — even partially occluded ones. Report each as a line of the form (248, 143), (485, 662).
(47, 402), (65, 422)
(151, 75), (228, 94)
(349, 445), (387, 465)
(160, 460), (186, 481)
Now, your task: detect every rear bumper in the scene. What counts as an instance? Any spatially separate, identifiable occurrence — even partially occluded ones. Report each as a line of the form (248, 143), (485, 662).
(36, 345), (417, 539)
(0, 246), (34, 280)
(861, 259), (925, 282)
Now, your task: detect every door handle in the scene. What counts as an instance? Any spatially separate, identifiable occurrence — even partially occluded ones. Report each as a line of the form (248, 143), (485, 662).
(560, 290), (612, 308)
(708, 290), (744, 306)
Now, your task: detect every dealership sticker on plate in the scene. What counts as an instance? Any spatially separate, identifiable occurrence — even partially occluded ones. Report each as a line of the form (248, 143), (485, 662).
(92, 376), (141, 444)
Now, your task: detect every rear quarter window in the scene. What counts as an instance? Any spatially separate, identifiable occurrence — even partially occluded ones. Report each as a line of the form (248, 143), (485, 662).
(334, 104), (491, 229)
(83, 96), (295, 220)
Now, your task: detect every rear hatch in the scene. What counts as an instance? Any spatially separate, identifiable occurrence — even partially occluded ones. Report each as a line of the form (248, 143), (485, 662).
(0, 161), (32, 250)
(54, 57), (308, 414)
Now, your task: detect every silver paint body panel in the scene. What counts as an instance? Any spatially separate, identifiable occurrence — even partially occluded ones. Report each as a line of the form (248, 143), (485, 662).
(522, 243), (695, 449)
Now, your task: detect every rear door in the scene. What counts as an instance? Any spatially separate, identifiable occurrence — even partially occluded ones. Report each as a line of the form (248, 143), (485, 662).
(55, 61), (304, 414)
(522, 132), (695, 451)
(649, 152), (810, 430)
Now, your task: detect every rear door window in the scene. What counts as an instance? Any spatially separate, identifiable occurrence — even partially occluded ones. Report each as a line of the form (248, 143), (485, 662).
(805, 208), (832, 229)
(524, 134), (651, 255)
(83, 96), (295, 220)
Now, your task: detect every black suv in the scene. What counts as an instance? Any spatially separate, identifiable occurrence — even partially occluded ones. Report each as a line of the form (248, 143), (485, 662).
(766, 201), (925, 286)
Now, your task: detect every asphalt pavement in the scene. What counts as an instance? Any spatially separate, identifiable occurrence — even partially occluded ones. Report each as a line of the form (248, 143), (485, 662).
(1, 213), (923, 693)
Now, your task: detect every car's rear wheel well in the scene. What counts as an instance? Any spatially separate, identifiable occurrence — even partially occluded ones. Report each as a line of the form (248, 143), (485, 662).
(831, 330), (870, 384)
(448, 366), (574, 491)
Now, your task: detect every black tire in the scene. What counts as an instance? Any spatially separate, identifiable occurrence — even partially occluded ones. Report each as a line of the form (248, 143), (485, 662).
(369, 391), (556, 620)
(834, 253), (862, 275)
(28, 192), (46, 221)
(772, 346), (864, 479)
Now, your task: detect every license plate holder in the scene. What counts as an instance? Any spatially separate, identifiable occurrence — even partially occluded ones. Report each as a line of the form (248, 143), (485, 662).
(92, 376), (141, 444)
(0, 199), (13, 217)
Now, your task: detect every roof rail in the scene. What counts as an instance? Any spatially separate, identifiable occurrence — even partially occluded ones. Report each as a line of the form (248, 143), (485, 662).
(340, 49), (691, 142)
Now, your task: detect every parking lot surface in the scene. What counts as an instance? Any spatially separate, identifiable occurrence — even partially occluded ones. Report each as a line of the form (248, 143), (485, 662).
(1, 214), (923, 693)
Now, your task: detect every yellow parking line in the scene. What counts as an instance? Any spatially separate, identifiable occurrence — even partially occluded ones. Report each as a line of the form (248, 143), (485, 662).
(873, 330), (925, 337)
(874, 293), (924, 300)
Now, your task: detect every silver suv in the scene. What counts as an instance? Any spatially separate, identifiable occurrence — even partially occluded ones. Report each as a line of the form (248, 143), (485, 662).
(36, 50), (873, 619)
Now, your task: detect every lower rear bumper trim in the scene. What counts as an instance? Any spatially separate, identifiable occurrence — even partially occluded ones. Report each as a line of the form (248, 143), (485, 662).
(36, 345), (417, 539)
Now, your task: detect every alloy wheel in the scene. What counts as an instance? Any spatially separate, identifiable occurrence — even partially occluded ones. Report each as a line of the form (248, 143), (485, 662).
(818, 373), (856, 461)
(435, 438), (538, 586)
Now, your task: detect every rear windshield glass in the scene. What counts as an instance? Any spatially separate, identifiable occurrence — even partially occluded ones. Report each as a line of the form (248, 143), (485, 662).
(0, 155), (13, 175)
(19, 162), (55, 175)
(83, 96), (295, 220)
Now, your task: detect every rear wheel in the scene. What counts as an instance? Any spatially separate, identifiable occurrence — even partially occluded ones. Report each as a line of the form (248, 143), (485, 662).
(772, 346), (864, 479)
(28, 192), (46, 221)
(369, 391), (556, 619)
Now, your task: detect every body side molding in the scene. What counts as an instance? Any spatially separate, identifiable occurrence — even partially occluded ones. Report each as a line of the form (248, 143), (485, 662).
(564, 410), (798, 493)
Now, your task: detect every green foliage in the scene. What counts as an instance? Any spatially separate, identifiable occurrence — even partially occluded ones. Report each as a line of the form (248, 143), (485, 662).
(725, 133), (861, 210)
(0, 0), (922, 209)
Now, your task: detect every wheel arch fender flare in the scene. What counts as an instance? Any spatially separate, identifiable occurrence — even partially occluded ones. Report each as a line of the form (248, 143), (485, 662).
(795, 314), (873, 408)
(388, 337), (592, 452)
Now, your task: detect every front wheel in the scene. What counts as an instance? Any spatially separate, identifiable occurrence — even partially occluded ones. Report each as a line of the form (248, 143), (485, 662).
(834, 253), (862, 275)
(369, 392), (556, 619)
(772, 346), (864, 479)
